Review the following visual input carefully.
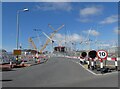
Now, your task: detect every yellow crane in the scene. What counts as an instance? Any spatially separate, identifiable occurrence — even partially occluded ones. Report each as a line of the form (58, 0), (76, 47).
(28, 37), (37, 50)
(39, 24), (64, 53)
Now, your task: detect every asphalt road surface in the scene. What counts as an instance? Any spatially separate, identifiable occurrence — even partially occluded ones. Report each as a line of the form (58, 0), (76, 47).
(2, 57), (118, 87)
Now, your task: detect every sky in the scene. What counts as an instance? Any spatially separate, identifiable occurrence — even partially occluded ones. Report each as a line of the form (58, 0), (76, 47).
(2, 2), (119, 52)
(2, 0), (120, 2)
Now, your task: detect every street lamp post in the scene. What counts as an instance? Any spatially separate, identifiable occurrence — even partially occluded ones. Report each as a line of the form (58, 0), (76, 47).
(16, 8), (29, 49)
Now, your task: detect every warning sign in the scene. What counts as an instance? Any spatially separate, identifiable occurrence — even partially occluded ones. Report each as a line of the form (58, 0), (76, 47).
(13, 50), (21, 55)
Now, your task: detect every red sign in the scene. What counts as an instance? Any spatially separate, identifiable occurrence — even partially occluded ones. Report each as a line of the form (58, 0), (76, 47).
(97, 50), (108, 60)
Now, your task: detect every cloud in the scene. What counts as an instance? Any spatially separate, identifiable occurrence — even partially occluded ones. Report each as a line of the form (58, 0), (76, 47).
(35, 2), (72, 11)
(53, 33), (84, 45)
(100, 15), (118, 24)
(76, 18), (92, 23)
(70, 33), (83, 42)
(53, 31), (100, 46)
(80, 6), (103, 17)
(83, 29), (100, 36)
(113, 27), (120, 34)
(77, 5), (103, 23)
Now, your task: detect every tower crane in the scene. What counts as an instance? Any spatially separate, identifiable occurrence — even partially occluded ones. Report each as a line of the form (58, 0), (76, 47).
(39, 24), (64, 53)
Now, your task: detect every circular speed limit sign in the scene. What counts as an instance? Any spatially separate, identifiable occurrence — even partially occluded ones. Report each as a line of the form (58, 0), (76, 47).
(97, 50), (108, 60)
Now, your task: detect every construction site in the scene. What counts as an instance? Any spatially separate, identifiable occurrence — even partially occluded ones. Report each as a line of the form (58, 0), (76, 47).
(1, 20), (120, 87)
(1, 1), (120, 88)
(1, 23), (120, 83)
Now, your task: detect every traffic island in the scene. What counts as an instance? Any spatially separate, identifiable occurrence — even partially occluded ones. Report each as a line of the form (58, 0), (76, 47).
(65, 56), (119, 75)
(79, 50), (119, 75)
(13, 63), (32, 68)
(20, 58), (49, 67)
(81, 63), (119, 74)
(1, 58), (49, 70)
(0, 64), (12, 71)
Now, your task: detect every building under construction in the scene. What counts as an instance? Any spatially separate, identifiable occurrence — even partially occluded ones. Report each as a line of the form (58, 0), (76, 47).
(54, 46), (66, 52)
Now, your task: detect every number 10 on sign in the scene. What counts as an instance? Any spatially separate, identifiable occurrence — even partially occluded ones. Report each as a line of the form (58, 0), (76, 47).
(97, 50), (108, 60)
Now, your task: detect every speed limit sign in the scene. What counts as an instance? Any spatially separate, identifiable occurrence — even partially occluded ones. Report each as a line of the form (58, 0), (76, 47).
(97, 50), (108, 60)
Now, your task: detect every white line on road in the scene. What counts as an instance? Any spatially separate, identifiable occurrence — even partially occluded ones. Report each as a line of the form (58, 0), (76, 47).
(72, 60), (99, 76)
(71, 60), (118, 76)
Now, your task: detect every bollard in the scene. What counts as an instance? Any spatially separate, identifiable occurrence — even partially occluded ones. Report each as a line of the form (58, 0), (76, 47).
(115, 58), (118, 71)
(80, 56), (84, 64)
(100, 59), (103, 69)
(88, 50), (97, 70)
(10, 61), (12, 68)
(21, 60), (25, 67)
(91, 59), (94, 70)
(80, 52), (87, 64)
(88, 58), (90, 69)
(99, 59), (104, 73)
(112, 57), (118, 71)
(94, 58), (97, 69)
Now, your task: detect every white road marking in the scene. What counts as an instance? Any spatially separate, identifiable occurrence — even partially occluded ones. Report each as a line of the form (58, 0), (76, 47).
(72, 60), (99, 76)
(71, 59), (118, 76)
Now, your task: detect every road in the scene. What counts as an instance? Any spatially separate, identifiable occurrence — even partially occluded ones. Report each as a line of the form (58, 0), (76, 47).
(2, 57), (118, 87)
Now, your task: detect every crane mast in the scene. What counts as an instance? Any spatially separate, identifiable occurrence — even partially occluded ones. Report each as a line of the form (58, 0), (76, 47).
(39, 24), (64, 53)
(28, 37), (37, 50)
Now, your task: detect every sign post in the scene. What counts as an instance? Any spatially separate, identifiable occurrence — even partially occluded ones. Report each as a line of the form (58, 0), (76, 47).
(97, 50), (108, 71)
(88, 50), (97, 70)
(13, 50), (21, 65)
(111, 57), (118, 71)
(80, 52), (87, 64)
(100, 59), (103, 69)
